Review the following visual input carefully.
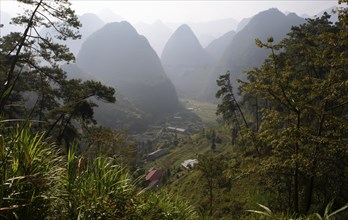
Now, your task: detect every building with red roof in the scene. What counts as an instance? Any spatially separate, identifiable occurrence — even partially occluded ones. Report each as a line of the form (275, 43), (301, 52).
(144, 168), (163, 189)
(145, 169), (162, 182)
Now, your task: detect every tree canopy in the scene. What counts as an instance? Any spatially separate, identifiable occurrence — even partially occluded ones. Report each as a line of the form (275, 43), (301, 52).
(0, 0), (116, 144)
(238, 8), (348, 214)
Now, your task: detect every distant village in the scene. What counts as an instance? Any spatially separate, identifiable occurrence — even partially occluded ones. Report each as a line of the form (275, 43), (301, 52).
(140, 107), (201, 189)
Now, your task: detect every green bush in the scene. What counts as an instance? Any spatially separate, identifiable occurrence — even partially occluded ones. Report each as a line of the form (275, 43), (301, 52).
(0, 125), (198, 219)
(0, 125), (62, 219)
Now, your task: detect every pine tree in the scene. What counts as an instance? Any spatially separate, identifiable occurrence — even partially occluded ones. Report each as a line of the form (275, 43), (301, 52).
(0, 0), (116, 145)
(0, 0), (80, 112)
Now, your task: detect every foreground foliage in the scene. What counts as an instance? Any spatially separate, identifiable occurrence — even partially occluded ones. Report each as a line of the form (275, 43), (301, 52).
(0, 125), (61, 219)
(240, 10), (348, 214)
(0, 125), (198, 219)
(247, 202), (348, 220)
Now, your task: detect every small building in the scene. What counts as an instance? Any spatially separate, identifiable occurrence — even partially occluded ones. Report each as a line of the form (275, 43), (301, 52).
(175, 128), (186, 133)
(145, 169), (163, 182)
(147, 167), (156, 172)
(147, 149), (168, 161)
(144, 168), (163, 189)
(181, 159), (198, 169)
(166, 126), (187, 133)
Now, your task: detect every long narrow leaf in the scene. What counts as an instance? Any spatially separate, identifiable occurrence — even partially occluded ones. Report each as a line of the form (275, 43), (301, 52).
(257, 203), (273, 215)
(328, 203), (348, 217)
(246, 209), (272, 217)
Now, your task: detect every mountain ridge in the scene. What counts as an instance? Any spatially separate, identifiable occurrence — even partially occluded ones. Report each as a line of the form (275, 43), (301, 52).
(161, 24), (214, 100)
(205, 8), (306, 101)
(76, 21), (181, 126)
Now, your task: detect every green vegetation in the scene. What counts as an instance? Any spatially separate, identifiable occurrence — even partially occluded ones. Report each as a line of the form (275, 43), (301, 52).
(247, 202), (348, 220)
(239, 10), (348, 214)
(1, 0), (348, 219)
(0, 0), (116, 149)
(0, 125), (198, 219)
(146, 2), (348, 219)
(0, 0), (197, 219)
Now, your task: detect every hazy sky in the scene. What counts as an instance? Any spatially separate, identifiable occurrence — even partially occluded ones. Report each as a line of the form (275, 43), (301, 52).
(1, 0), (339, 23)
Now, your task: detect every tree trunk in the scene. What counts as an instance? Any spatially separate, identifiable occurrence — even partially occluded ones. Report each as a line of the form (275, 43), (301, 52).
(294, 160), (299, 213)
(294, 111), (301, 213)
(0, 0), (43, 112)
(255, 97), (259, 131)
(209, 178), (213, 216)
(305, 110), (326, 213)
(287, 175), (292, 209)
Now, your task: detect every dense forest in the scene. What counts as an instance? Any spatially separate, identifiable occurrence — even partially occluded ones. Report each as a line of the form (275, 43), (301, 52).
(0, 0), (347, 219)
